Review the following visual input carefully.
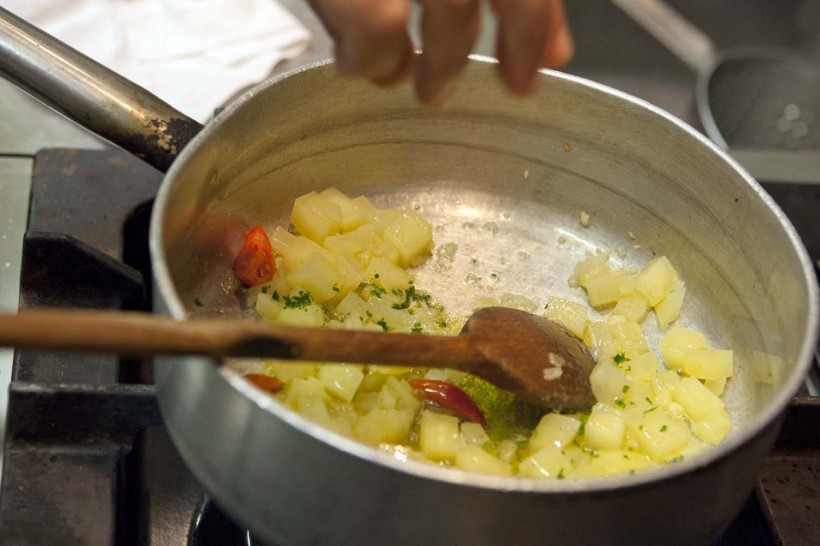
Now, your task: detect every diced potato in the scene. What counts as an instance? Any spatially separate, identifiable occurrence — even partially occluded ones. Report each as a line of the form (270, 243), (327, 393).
(382, 212), (433, 267)
(370, 239), (402, 266)
(276, 302), (325, 327)
(365, 257), (413, 291)
(418, 411), (460, 461)
(455, 444), (513, 476)
(256, 292), (284, 321)
(460, 422), (491, 447)
(544, 297), (588, 339)
(651, 369), (681, 407)
(573, 253), (610, 288)
(284, 376), (329, 409)
(630, 411), (690, 462)
(353, 408), (414, 445)
(585, 404), (626, 450)
(291, 191), (342, 242)
(519, 444), (572, 479)
(377, 377), (421, 413)
(655, 282), (686, 328)
(281, 234), (332, 271)
(704, 377), (727, 397)
(615, 274), (638, 298)
(287, 252), (344, 303)
(590, 360), (632, 407)
(690, 408), (732, 445)
(672, 376), (725, 421)
(263, 361), (318, 382)
(319, 188), (372, 231)
(682, 349), (734, 380)
(318, 365), (365, 402)
(268, 226), (297, 257)
(586, 270), (627, 308)
(609, 320), (649, 358)
(586, 450), (652, 476)
(625, 352), (660, 383)
(635, 256), (679, 306)
(530, 414), (582, 452)
(612, 295), (648, 322)
(585, 321), (620, 361)
(659, 326), (708, 370)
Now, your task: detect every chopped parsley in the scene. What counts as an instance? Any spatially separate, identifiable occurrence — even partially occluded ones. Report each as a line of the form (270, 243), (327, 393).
(577, 414), (589, 435)
(667, 455), (684, 464)
(614, 397), (626, 409)
(516, 439), (529, 449)
(660, 425), (668, 432)
(271, 290), (280, 302)
(557, 468), (565, 479)
(283, 290), (312, 309)
(376, 318), (389, 331)
(482, 441), (499, 457)
(193, 297), (203, 307)
(613, 352), (631, 366)
(411, 322), (423, 334)
(622, 385), (630, 394)
(643, 405), (659, 414)
(332, 284), (340, 292)
(261, 286), (269, 294)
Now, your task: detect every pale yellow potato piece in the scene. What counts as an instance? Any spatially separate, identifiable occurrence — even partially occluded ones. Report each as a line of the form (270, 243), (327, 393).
(365, 257), (413, 291)
(655, 281), (686, 328)
(586, 270), (627, 308)
(682, 349), (734, 380)
(286, 252), (344, 304)
(635, 256), (679, 306)
(704, 377), (727, 397)
(585, 321), (620, 360)
(625, 351), (661, 383)
(319, 188), (372, 231)
(544, 297), (588, 339)
(460, 422), (490, 447)
(630, 411), (690, 463)
(672, 376), (725, 421)
(354, 408), (414, 445)
(255, 292), (284, 322)
(455, 444), (513, 476)
(318, 365), (365, 403)
(530, 414), (582, 452)
(572, 253), (610, 288)
(519, 444), (573, 479)
(609, 320), (649, 358)
(383, 212), (433, 268)
(291, 191), (343, 242)
(590, 360), (632, 407)
(659, 326), (708, 370)
(612, 295), (648, 322)
(418, 411), (460, 461)
(585, 404), (626, 450)
(690, 408), (732, 445)
(275, 303), (325, 327)
(586, 450), (653, 476)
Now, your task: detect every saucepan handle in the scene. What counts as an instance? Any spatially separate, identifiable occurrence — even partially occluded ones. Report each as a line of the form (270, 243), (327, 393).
(0, 6), (203, 173)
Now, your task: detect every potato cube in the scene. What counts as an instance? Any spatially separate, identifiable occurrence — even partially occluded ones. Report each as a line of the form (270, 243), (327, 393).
(659, 326), (708, 370)
(281, 234), (332, 271)
(287, 252), (344, 303)
(625, 351), (660, 383)
(256, 292), (284, 322)
(655, 282), (686, 328)
(585, 404), (626, 450)
(672, 377), (725, 421)
(268, 226), (298, 257)
(455, 444), (513, 476)
(573, 253), (610, 288)
(590, 360), (632, 407)
(586, 450), (652, 476)
(586, 270), (627, 308)
(609, 320), (649, 358)
(690, 408), (732, 445)
(353, 408), (414, 445)
(630, 412), (690, 462)
(291, 191), (342, 242)
(544, 297), (588, 339)
(319, 188), (372, 232)
(365, 257), (413, 291)
(704, 377), (727, 397)
(263, 361), (318, 382)
(635, 256), (679, 306)
(612, 295), (648, 322)
(530, 414), (582, 452)
(460, 422), (491, 447)
(616, 274), (638, 298)
(585, 321), (620, 361)
(682, 349), (734, 380)
(519, 444), (573, 479)
(318, 365), (365, 402)
(275, 303), (325, 327)
(382, 212), (433, 267)
(418, 411), (460, 461)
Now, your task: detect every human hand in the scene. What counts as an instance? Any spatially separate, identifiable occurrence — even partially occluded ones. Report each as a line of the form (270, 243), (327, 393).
(307, 0), (574, 106)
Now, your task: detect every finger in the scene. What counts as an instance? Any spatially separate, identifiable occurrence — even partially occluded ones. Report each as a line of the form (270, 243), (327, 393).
(542, 0), (574, 68)
(309, 0), (414, 86)
(414, 0), (481, 106)
(490, 0), (572, 95)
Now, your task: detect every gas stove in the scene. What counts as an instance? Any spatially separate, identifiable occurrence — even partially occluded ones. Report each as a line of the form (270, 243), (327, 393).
(0, 145), (818, 545)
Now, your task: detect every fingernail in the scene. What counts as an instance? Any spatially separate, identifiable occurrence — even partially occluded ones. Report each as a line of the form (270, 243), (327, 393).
(427, 76), (459, 107)
(549, 25), (574, 67)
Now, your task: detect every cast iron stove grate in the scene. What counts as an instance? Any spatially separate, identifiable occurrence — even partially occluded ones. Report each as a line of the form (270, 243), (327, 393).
(0, 148), (818, 545)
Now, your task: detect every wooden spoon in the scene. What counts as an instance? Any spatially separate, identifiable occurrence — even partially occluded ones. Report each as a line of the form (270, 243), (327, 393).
(0, 306), (596, 411)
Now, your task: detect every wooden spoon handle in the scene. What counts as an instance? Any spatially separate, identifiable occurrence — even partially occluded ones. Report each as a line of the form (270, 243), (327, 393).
(0, 309), (486, 370)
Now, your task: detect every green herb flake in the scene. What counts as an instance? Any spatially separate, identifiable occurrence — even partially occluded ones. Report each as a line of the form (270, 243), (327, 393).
(623, 454), (630, 460)
(376, 318), (389, 331)
(577, 414), (589, 435)
(261, 286), (269, 294)
(283, 290), (312, 309)
(411, 322), (423, 334)
(667, 455), (684, 464)
(622, 385), (630, 394)
(613, 352), (631, 366)
(481, 441), (500, 457)
(193, 297), (203, 307)
(332, 284), (340, 293)
(643, 405), (659, 414)
(557, 468), (566, 480)
(614, 398), (626, 409)
(271, 290), (280, 302)
(660, 425), (668, 432)
(365, 310), (373, 318)
(437, 320), (448, 328)
(638, 425), (644, 431)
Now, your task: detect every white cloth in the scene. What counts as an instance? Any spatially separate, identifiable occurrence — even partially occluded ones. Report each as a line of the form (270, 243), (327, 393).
(5, 0), (311, 122)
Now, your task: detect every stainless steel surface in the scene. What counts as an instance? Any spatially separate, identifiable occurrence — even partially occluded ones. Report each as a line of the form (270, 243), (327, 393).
(0, 6), (202, 173)
(148, 59), (817, 545)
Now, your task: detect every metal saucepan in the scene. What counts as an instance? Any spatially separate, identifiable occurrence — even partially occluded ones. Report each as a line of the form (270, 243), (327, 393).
(0, 6), (817, 546)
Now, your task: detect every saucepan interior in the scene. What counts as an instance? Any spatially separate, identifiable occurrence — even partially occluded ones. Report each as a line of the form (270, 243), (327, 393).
(150, 58), (817, 543)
